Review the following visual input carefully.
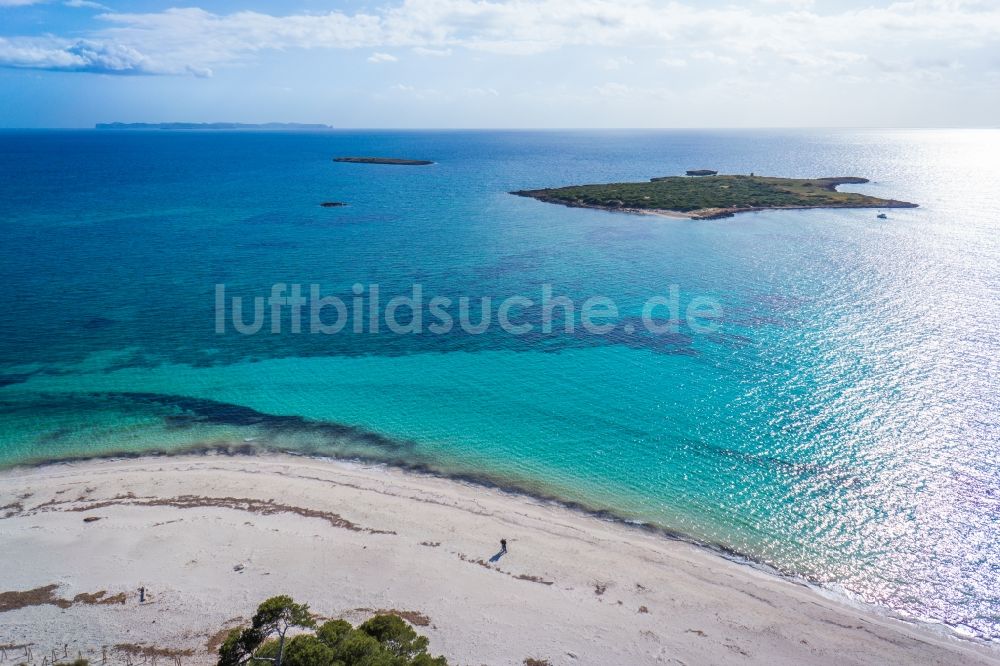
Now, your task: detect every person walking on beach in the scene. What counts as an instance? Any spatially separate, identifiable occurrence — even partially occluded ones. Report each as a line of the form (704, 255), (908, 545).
(500, 538), (507, 554)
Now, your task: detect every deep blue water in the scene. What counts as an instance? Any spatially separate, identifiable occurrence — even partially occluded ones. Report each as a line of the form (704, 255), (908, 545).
(1, 128), (998, 639)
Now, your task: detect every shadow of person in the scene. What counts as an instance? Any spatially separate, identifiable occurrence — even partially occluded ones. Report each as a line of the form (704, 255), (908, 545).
(488, 550), (506, 563)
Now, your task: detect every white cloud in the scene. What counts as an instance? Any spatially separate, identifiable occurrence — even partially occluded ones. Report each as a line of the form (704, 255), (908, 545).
(413, 46), (452, 57)
(367, 51), (397, 63)
(64, 0), (110, 9)
(758, 0), (815, 9)
(0, 0), (47, 6)
(0, 0), (998, 88)
(0, 36), (156, 73)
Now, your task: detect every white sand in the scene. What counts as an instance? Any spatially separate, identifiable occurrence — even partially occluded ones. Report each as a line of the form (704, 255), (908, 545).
(1, 454), (997, 666)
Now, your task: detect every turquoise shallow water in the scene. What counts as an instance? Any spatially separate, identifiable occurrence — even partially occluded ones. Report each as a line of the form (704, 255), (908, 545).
(1, 128), (998, 638)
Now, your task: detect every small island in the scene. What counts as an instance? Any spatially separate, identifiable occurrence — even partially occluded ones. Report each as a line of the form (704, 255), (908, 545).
(512, 174), (917, 219)
(333, 157), (433, 166)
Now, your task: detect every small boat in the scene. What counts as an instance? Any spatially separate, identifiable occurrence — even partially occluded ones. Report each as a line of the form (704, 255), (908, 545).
(877, 213), (887, 219)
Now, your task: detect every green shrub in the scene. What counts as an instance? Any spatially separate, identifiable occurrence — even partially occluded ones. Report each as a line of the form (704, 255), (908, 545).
(217, 597), (447, 666)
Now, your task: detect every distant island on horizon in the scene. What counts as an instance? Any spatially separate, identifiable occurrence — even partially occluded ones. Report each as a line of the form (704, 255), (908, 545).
(95, 122), (332, 130)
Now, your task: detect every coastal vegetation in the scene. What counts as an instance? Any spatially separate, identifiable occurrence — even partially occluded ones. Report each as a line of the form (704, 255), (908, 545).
(333, 157), (433, 165)
(512, 174), (917, 219)
(218, 596), (448, 666)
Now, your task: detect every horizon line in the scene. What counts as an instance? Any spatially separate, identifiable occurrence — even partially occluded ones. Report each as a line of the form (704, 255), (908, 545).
(1, 125), (999, 131)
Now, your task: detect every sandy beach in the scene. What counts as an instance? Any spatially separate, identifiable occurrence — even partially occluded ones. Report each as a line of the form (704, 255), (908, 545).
(1, 454), (997, 666)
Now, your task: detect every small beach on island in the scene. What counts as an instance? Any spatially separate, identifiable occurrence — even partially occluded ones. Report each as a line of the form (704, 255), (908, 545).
(2, 453), (998, 666)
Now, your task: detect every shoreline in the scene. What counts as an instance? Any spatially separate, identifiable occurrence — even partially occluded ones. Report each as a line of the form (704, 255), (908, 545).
(0, 441), (889, 592)
(2, 445), (996, 634)
(536, 201), (918, 221)
(2, 453), (998, 665)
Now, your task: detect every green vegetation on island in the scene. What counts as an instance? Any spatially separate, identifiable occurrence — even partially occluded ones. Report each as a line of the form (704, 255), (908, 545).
(333, 157), (434, 165)
(218, 596), (448, 666)
(512, 174), (917, 219)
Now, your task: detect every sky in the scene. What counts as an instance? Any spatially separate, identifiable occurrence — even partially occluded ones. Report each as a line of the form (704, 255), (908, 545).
(0, 0), (998, 128)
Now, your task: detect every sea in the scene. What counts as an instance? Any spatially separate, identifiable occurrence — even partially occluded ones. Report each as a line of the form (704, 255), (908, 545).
(1, 128), (997, 640)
